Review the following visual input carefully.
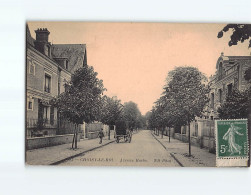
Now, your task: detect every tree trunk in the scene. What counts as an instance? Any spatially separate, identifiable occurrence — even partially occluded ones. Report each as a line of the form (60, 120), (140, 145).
(108, 126), (110, 140)
(75, 131), (78, 149)
(169, 127), (171, 143)
(188, 120), (191, 157)
(72, 131), (75, 149)
(75, 124), (78, 149)
(161, 127), (163, 138)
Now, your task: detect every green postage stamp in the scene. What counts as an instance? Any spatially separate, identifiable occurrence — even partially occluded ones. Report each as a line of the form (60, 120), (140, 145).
(215, 119), (249, 167)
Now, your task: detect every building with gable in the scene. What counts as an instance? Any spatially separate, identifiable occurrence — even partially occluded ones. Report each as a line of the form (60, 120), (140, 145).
(206, 52), (251, 120)
(26, 25), (87, 137)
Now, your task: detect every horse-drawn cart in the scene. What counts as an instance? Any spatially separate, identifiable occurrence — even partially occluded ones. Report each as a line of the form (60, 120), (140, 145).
(114, 128), (132, 143)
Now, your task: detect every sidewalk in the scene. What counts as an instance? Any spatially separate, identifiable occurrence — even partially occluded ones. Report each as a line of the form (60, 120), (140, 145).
(152, 133), (216, 167)
(26, 134), (115, 165)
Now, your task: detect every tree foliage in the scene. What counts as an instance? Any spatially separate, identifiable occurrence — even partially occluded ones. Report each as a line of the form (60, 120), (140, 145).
(100, 96), (123, 126)
(217, 24), (251, 48)
(244, 67), (251, 81)
(165, 66), (209, 125)
(148, 66), (209, 129)
(52, 65), (106, 125)
(218, 88), (251, 119)
(123, 101), (143, 128)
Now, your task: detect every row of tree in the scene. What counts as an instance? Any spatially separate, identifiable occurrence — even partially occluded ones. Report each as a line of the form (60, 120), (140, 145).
(51, 64), (145, 149)
(146, 24), (251, 156)
(146, 66), (209, 156)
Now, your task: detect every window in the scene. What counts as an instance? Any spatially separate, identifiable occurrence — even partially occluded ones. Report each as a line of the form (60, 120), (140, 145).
(219, 89), (223, 103)
(66, 60), (69, 70)
(44, 45), (51, 57)
(227, 83), (233, 96)
(47, 46), (51, 57)
(211, 93), (214, 109)
(218, 63), (223, 80)
(43, 106), (49, 122)
(27, 99), (33, 110)
(50, 106), (54, 125)
(64, 83), (70, 92)
(28, 60), (35, 75)
(44, 74), (51, 93)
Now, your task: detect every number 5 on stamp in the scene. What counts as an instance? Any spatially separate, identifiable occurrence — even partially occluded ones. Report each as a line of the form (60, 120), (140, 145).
(215, 119), (249, 167)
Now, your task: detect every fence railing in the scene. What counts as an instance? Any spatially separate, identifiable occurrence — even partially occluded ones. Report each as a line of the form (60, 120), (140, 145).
(26, 118), (58, 129)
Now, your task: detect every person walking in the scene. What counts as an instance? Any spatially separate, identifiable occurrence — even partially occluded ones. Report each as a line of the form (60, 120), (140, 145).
(98, 128), (104, 144)
(130, 126), (133, 134)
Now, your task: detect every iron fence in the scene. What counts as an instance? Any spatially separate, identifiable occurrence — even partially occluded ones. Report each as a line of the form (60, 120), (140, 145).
(26, 118), (58, 129)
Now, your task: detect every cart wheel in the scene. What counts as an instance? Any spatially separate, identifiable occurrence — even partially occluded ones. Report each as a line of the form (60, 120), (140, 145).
(116, 137), (119, 143)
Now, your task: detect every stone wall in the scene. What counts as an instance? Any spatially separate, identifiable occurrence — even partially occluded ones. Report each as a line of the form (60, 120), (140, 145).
(26, 134), (81, 150)
(27, 128), (57, 138)
(85, 122), (109, 139)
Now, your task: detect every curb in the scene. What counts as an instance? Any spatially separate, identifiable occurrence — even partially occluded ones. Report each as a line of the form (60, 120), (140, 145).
(151, 132), (184, 167)
(50, 140), (116, 165)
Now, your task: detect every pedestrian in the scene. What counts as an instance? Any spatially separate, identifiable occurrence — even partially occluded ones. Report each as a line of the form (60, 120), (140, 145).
(98, 128), (104, 144)
(130, 126), (133, 134)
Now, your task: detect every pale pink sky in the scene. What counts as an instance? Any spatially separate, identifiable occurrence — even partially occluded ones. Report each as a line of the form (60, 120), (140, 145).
(28, 22), (250, 115)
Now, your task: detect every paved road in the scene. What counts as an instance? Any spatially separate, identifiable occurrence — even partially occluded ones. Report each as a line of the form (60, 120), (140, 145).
(61, 130), (180, 167)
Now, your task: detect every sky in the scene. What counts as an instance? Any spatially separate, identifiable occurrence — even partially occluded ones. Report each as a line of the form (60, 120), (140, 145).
(28, 22), (250, 115)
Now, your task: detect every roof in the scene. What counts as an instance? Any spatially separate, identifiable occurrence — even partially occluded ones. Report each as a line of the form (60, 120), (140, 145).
(216, 54), (251, 69)
(51, 44), (87, 74)
(26, 24), (35, 47)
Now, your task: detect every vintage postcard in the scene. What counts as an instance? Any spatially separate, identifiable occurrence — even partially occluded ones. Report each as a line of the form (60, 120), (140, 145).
(25, 22), (250, 167)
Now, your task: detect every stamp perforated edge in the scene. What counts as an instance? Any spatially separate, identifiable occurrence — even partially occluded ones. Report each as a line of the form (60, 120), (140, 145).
(215, 118), (249, 167)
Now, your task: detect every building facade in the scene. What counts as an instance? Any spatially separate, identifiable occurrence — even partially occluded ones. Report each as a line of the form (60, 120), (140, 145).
(207, 52), (251, 119)
(26, 25), (87, 137)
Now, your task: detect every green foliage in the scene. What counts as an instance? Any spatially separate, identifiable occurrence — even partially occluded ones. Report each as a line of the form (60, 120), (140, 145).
(51, 65), (105, 125)
(123, 101), (143, 128)
(167, 66), (209, 124)
(218, 88), (251, 119)
(217, 24), (251, 48)
(100, 96), (123, 126)
(244, 67), (251, 81)
(148, 66), (209, 129)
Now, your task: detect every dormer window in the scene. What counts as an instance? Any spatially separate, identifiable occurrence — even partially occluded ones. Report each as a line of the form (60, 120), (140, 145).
(47, 45), (51, 57)
(44, 45), (51, 57)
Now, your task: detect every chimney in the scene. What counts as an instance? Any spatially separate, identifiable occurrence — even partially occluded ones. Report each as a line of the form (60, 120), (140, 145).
(221, 52), (224, 57)
(34, 28), (51, 57)
(35, 28), (50, 42)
